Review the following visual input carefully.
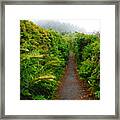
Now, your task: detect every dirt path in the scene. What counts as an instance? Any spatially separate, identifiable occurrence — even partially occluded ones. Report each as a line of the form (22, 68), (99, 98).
(56, 52), (94, 100)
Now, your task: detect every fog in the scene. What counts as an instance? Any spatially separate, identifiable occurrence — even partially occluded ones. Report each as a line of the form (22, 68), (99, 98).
(32, 19), (100, 34)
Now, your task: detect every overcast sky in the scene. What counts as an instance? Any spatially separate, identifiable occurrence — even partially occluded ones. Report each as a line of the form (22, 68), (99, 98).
(59, 20), (100, 33)
(32, 19), (100, 33)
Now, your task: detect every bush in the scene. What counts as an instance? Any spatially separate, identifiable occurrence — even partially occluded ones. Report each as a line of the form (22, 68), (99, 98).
(20, 20), (69, 100)
(73, 32), (100, 99)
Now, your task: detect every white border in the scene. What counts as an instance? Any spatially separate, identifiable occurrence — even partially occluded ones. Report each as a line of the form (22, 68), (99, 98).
(5, 5), (115, 115)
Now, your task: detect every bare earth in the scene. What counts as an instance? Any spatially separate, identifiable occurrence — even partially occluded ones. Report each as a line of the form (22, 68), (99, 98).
(56, 52), (95, 100)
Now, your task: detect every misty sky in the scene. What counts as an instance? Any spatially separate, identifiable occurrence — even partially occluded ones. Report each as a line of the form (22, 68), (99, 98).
(32, 19), (100, 33)
(59, 20), (100, 33)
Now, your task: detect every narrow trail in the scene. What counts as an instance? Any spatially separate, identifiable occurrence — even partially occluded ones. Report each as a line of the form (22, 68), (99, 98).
(56, 52), (94, 100)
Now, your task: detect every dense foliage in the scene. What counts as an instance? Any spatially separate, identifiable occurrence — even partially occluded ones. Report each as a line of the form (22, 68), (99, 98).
(20, 20), (69, 100)
(73, 32), (100, 99)
(20, 20), (100, 100)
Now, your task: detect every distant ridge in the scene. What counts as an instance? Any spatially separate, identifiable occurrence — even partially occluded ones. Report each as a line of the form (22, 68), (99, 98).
(33, 20), (86, 33)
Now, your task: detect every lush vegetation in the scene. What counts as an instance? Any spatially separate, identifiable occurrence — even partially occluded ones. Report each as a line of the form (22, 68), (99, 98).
(20, 20), (100, 100)
(72, 32), (100, 99)
(20, 20), (69, 100)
